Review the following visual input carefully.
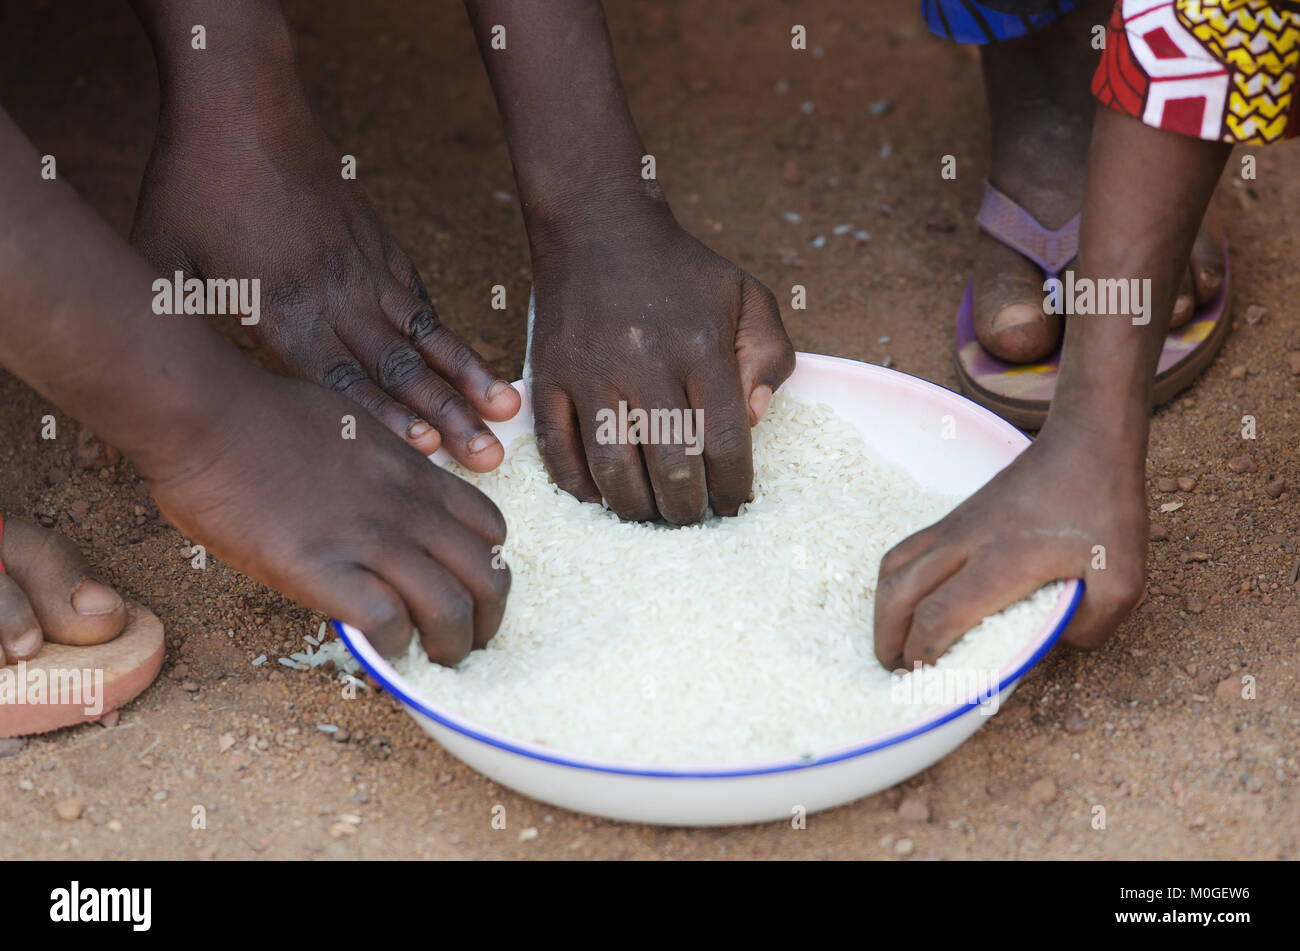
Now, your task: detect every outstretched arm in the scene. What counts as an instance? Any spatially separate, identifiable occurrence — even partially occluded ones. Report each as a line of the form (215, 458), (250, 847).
(464, 0), (795, 524)
(874, 108), (1229, 668)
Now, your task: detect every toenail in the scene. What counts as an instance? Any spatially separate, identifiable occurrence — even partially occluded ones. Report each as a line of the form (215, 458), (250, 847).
(71, 578), (123, 616)
(13, 627), (41, 656)
(485, 380), (511, 402)
(991, 307), (1039, 334)
(406, 418), (432, 439)
(1198, 268), (1222, 287)
(467, 431), (499, 455)
(1173, 297), (1194, 319)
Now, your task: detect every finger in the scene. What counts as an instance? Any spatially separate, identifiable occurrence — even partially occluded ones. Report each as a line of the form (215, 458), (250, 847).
(317, 563), (415, 660)
(375, 546), (475, 666)
(1059, 561), (1145, 650)
(901, 551), (1053, 666)
(318, 346), (443, 455)
(575, 392), (658, 522)
(424, 465), (509, 547)
(423, 516), (511, 648)
(878, 523), (944, 579)
(1171, 267), (1195, 329)
(686, 363), (752, 517)
(734, 277), (796, 425)
(636, 387), (708, 525)
(381, 279), (520, 423)
(1190, 222), (1225, 305)
(0, 572), (42, 664)
(873, 542), (967, 670)
(533, 381), (600, 503)
(336, 315), (504, 472)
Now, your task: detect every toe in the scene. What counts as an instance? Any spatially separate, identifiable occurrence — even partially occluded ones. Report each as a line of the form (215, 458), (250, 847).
(0, 572), (43, 665)
(1190, 222), (1225, 305)
(0, 518), (126, 647)
(972, 235), (1062, 364)
(1171, 267), (1195, 329)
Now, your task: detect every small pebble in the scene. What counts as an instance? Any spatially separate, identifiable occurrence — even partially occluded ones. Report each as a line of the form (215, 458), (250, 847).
(0, 737), (25, 758)
(1027, 778), (1057, 806)
(1149, 523), (1169, 542)
(1265, 476), (1285, 499)
(18, 778), (34, 791)
(1227, 455), (1258, 474)
(1064, 710), (1089, 734)
(518, 827), (540, 842)
(1177, 476), (1197, 492)
(181, 680), (199, 693)
(897, 794), (930, 822)
(1244, 304), (1267, 325)
(55, 797), (84, 822)
(894, 837), (914, 856)
(811, 235), (827, 249)
(877, 336), (891, 345)
(800, 100), (815, 115)
(1159, 501), (1183, 513)
(1215, 676), (1241, 701)
(781, 160), (803, 186)
(1156, 477), (1177, 493)
(869, 99), (893, 116)
(781, 211), (801, 224)
(1228, 364), (1247, 379)
(1185, 596), (1206, 615)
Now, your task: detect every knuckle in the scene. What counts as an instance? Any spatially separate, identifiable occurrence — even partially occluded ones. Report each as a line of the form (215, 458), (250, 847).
(404, 307), (439, 345)
(377, 344), (426, 391)
(911, 595), (954, 643)
(428, 387), (471, 425)
(321, 360), (370, 397)
(707, 422), (750, 462)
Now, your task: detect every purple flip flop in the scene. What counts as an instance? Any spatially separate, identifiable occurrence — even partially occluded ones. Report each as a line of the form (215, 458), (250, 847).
(954, 179), (1232, 430)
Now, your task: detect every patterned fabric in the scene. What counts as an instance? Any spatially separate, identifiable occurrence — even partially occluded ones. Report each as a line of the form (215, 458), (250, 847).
(1094, 0), (1300, 143)
(923, 0), (1080, 44)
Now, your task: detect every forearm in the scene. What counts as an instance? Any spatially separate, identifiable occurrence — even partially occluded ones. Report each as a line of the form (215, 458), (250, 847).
(462, 0), (668, 236)
(129, 0), (302, 122)
(0, 109), (252, 478)
(1044, 108), (1230, 457)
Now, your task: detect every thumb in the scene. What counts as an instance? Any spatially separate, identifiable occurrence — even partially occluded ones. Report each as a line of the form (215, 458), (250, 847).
(734, 277), (796, 425)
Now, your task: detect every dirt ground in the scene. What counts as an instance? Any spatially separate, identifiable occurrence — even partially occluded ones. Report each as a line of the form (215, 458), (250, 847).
(1, 0), (1296, 860)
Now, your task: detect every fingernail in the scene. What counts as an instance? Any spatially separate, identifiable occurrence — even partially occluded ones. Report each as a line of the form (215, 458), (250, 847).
(406, 418), (433, 439)
(748, 385), (773, 425)
(13, 627), (42, 656)
(71, 578), (123, 616)
(467, 431), (499, 455)
(485, 380), (511, 402)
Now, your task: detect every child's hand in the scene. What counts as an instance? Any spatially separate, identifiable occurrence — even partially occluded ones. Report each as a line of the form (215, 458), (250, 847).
(528, 205), (794, 524)
(146, 367), (511, 666)
(873, 428), (1147, 669)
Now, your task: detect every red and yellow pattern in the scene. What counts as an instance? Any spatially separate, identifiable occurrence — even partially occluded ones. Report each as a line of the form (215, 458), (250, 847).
(1094, 0), (1300, 144)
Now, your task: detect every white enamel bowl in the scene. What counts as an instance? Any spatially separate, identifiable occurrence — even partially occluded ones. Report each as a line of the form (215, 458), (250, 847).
(334, 352), (1081, 826)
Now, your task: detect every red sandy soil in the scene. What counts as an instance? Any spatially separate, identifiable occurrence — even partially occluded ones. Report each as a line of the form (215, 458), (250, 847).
(0, 0), (1295, 859)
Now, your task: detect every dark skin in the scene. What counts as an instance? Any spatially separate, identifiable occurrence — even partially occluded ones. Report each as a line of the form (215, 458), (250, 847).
(129, 0), (521, 470)
(972, 0), (1225, 363)
(875, 107), (1230, 669)
(131, 0), (794, 524)
(0, 108), (508, 666)
(464, 0), (795, 524)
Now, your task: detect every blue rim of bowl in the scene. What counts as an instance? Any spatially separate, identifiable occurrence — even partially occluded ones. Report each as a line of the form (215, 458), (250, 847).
(329, 354), (1084, 778)
(331, 582), (1079, 779)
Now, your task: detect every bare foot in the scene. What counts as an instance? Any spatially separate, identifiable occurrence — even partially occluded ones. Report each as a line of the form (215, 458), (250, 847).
(0, 517), (126, 664)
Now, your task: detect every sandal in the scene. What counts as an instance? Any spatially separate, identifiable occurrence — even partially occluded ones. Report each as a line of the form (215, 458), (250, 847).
(954, 179), (1232, 429)
(0, 513), (165, 738)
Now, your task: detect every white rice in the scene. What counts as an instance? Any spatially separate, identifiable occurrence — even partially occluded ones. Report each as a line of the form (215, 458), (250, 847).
(390, 393), (1061, 765)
